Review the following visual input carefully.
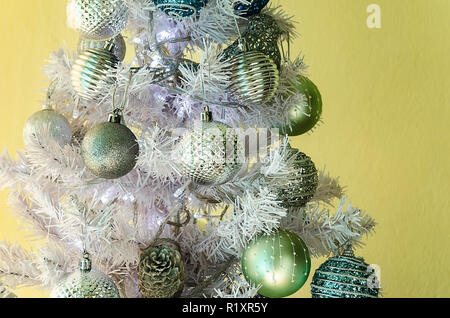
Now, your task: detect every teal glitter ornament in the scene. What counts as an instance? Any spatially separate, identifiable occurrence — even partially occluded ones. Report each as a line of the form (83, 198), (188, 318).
(81, 111), (139, 179)
(51, 252), (120, 298)
(278, 75), (322, 136)
(23, 106), (72, 148)
(222, 14), (283, 69)
(235, 0), (269, 17)
(152, 0), (208, 18)
(311, 246), (380, 298)
(242, 229), (311, 298)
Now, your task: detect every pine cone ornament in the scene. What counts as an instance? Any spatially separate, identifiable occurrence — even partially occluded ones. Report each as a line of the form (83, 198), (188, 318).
(138, 245), (185, 298)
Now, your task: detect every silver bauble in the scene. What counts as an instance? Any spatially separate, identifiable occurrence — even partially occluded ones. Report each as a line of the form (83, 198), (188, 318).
(23, 106), (72, 147)
(265, 146), (318, 207)
(81, 114), (139, 179)
(78, 34), (127, 61)
(228, 50), (279, 105)
(176, 108), (243, 186)
(71, 48), (119, 101)
(67, 0), (129, 40)
(51, 253), (120, 298)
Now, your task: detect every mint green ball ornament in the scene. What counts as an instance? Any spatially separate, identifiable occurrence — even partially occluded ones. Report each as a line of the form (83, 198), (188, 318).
(278, 75), (322, 136)
(242, 229), (311, 298)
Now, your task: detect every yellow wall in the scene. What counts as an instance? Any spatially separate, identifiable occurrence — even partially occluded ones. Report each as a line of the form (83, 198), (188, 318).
(0, 0), (449, 298)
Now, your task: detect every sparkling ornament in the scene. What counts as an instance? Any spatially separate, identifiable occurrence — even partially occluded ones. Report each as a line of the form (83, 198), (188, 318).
(78, 34), (127, 61)
(81, 111), (139, 179)
(152, 0), (208, 18)
(23, 105), (72, 147)
(265, 145), (318, 207)
(138, 244), (185, 298)
(52, 252), (120, 298)
(222, 14), (283, 69)
(71, 48), (119, 101)
(242, 229), (311, 298)
(235, 0), (269, 17)
(176, 107), (243, 186)
(311, 246), (380, 298)
(67, 0), (129, 40)
(228, 51), (279, 105)
(278, 75), (322, 136)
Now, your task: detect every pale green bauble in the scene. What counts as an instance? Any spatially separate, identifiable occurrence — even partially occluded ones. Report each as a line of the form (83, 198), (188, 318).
(242, 229), (311, 298)
(278, 75), (322, 136)
(23, 107), (72, 147)
(81, 116), (139, 179)
(52, 253), (120, 298)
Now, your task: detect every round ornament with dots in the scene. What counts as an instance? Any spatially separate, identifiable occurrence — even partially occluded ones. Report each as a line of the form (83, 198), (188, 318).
(242, 229), (311, 298)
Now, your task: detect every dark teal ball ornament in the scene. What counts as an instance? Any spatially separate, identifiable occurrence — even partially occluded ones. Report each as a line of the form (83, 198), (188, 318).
(235, 0), (270, 17)
(152, 0), (208, 18)
(311, 247), (380, 298)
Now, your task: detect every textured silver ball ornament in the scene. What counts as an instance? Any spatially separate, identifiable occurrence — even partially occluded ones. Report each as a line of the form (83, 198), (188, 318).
(228, 50), (279, 105)
(71, 48), (119, 101)
(67, 0), (129, 40)
(81, 113), (139, 179)
(176, 107), (243, 186)
(51, 253), (120, 298)
(23, 106), (72, 147)
(265, 146), (319, 208)
(78, 34), (127, 61)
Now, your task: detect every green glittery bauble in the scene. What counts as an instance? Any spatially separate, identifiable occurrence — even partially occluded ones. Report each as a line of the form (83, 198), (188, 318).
(278, 75), (322, 136)
(23, 108), (72, 147)
(311, 249), (380, 298)
(138, 245), (185, 298)
(242, 229), (311, 298)
(81, 121), (139, 179)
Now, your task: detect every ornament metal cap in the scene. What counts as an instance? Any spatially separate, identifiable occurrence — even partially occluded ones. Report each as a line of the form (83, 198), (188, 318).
(108, 110), (123, 124)
(201, 106), (213, 122)
(80, 252), (92, 273)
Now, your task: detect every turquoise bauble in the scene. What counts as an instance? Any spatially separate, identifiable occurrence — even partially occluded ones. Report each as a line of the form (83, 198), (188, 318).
(23, 107), (72, 147)
(242, 229), (311, 298)
(278, 75), (322, 136)
(81, 114), (139, 179)
(235, 0), (269, 17)
(152, 0), (208, 18)
(311, 248), (380, 298)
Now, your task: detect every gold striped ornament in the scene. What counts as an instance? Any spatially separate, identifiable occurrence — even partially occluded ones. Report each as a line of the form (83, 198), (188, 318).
(228, 50), (279, 105)
(71, 48), (119, 101)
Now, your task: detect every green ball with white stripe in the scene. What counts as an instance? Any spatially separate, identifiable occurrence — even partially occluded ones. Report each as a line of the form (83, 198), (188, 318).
(311, 247), (380, 298)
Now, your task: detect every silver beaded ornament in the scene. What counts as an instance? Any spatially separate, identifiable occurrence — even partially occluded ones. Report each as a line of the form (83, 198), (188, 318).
(51, 253), (120, 298)
(176, 107), (243, 186)
(228, 50), (279, 105)
(222, 14), (283, 69)
(78, 34), (127, 61)
(311, 245), (380, 298)
(152, 0), (208, 18)
(265, 145), (318, 208)
(67, 0), (129, 40)
(71, 48), (119, 101)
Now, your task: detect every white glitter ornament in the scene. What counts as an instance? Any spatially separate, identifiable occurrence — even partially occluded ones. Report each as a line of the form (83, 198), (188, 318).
(67, 0), (129, 40)
(23, 106), (72, 147)
(52, 253), (120, 298)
